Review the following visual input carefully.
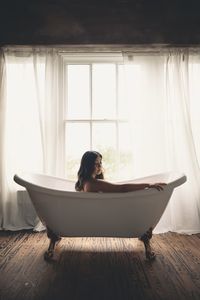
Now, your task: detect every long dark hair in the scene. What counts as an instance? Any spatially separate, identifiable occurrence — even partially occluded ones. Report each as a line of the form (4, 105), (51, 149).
(75, 151), (104, 191)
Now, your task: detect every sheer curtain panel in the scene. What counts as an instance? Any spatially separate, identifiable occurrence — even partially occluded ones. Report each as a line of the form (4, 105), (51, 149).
(123, 51), (200, 233)
(33, 49), (64, 176)
(0, 48), (64, 230)
(0, 50), (6, 229)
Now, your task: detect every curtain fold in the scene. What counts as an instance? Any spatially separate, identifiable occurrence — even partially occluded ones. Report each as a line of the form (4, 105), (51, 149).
(162, 52), (200, 233)
(32, 49), (64, 231)
(1, 50), (44, 230)
(0, 48), (64, 230)
(0, 50), (6, 229)
(33, 49), (64, 177)
(123, 51), (200, 233)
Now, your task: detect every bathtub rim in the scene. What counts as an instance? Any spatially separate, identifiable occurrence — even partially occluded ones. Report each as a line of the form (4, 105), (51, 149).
(13, 172), (187, 199)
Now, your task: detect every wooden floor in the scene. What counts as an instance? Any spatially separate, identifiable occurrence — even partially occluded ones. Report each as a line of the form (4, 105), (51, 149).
(0, 231), (200, 300)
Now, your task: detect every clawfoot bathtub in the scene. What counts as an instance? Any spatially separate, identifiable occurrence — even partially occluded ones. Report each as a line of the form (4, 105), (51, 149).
(13, 172), (186, 261)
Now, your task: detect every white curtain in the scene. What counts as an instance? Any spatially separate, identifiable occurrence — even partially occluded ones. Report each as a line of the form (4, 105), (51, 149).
(0, 48), (63, 230)
(33, 49), (64, 176)
(123, 50), (200, 233)
(0, 50), (6, 229)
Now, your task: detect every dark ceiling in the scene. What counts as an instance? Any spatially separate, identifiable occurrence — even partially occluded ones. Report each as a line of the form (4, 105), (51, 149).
(1, 0), (200, 45)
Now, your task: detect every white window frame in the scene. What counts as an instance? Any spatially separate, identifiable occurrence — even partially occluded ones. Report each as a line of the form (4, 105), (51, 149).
(61, 52), (131, 178)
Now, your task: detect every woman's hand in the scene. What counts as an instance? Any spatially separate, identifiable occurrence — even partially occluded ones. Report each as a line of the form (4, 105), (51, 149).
(149, 183), (167, 191)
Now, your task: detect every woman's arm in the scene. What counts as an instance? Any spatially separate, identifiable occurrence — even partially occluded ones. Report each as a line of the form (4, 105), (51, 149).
(83, 179), (166, 193)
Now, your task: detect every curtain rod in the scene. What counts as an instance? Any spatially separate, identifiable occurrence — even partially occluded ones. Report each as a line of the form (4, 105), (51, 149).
(2, 44), (200, 54)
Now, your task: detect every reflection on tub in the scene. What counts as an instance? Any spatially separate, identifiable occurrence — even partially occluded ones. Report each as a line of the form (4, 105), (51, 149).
(14, 172), (186, 261)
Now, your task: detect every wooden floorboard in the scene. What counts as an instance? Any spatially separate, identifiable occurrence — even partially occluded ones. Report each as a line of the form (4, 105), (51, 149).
(0, 231), (200, 300)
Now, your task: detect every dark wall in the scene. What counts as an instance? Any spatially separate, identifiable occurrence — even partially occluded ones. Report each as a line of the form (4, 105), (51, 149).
(1, 0), (200, 45)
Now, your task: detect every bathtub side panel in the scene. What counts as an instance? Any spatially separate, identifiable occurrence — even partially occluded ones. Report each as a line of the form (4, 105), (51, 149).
(27, 188), (173, 237)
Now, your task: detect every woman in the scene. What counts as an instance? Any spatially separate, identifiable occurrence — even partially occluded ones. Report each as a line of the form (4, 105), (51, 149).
(75, 151), (166, 192)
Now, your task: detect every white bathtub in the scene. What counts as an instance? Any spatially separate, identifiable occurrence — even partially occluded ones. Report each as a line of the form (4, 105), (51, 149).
(13, 171), (186, 260)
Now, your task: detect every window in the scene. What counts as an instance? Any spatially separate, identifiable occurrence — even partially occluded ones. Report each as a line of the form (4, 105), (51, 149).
(63, 54), (133, 180)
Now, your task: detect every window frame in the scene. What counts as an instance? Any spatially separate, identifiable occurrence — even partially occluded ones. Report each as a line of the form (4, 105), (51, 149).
(61, 53), (131, 179)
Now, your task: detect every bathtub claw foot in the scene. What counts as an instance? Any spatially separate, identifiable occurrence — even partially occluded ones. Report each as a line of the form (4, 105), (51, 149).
(139, 227), (156, 260)
(44, 250), (54, 261)
(44, 227), (61, 261)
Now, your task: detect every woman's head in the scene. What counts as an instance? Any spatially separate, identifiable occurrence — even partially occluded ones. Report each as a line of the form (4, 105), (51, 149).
(75, 151), (104, 191)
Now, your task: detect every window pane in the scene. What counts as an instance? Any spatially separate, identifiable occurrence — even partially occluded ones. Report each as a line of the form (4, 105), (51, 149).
(66, 65), (90, 119)
(92, 122), (117, 179)
(92, 64), (116, 119)
(65, 123), (90, 179)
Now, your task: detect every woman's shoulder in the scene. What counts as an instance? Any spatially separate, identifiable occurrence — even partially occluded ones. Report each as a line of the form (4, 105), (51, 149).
(83, 179), (95, 192)
(83, 179), (104, 192)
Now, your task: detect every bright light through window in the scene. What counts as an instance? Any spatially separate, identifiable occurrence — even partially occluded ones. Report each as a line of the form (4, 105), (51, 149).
(92, 64), (116, 119)
(65, 62), (133, 180)
(5, 53), (200, 183)
(66, 65), (90, 119)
